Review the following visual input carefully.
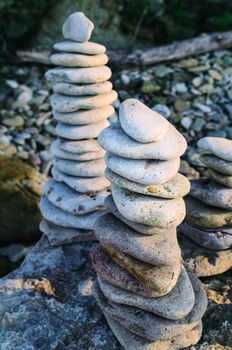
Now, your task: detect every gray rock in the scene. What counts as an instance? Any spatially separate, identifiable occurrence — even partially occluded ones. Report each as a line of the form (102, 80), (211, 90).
(54, 40), (106, 54)
(62, 12), (94, 42)
(198, 137), (232, 161)
(56, 119), (109, 140)
(52, 157), (105, 177)
(200, 154), (232, 175)
(58, 138), (102, 153)
(50, 53), (108, 67)
(53, 81), (112, 96)
(209, 169), (232, 188)
(152, 104), (171, 119)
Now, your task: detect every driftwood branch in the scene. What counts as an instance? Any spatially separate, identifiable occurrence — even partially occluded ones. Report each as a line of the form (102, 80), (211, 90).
(17, 31), (232, 69)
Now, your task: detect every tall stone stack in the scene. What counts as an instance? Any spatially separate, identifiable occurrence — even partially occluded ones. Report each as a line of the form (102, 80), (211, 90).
(180, 137), (232, 276)
(92, 99), (207, 350)
(39, 12), (117, 244)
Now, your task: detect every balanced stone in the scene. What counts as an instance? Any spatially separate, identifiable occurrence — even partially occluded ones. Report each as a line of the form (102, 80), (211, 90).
(56, 119), (109, 140)
(52, 158), (105, 177)
(106, 153), (180, 185)
(53, 105), (114, 125)
(209, 169), (232, 188)
(56, 138), (102, 153)
(200, 154), (232, 175)
(50, 53), (108, 67)
(198, 136), (232, 161)
(98, 124), (187, 160)
(62, 12), (94, 42)
(53, 81), (113, 96)
(54, 41), (106, 54)
(112, 185), (186, 228)
(119, 98), (170, 143)
(105, 168), (190, 198)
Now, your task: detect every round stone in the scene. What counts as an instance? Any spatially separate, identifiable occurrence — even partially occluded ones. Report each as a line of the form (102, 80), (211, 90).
(52, 158), (105, 177)
(99, 124), (187, 160)
(45, 66), (112, 84)
(106, 153), (180, 185)
(51, 91), (117, 112)
(198, 137), (232, 161)
(200, 154), (232, 175)
(53, 81), (112, 96)
(53, 105), (114, 125)
(54, 41), (106, 55)
(62, 12), (94, 42)
(56, 119), (109, 140)
(57, 139), (102, 153)
(50, 53), (108, 67)
(209, 169), (232, 188)
(52, 166), (110, 193)
(105, 168), (190, 198)
(112, 185), (186, 228)
(119, 99), (170, 143)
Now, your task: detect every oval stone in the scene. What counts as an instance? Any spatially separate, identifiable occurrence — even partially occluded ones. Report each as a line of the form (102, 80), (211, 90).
(62, 12), (94, 42)
(53, 81), (112, 96)
(200, 154), (232, 175)
(52, 158), (105, 177)
(50, 53), (108, 67)
(56, 119), (109, 140)
(54, 41), (106, 55)
(198, 137), (232, 161)
(57, 139), (102, 153)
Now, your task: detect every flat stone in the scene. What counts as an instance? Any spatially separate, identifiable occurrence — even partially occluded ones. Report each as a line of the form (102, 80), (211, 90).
(105, 153), (180, 185)
(93, 272), (207, 341)
(54, 105), (114, 125)
(40, 196), (104, 230)
(62, 12), (94, 42)
(103, 245), (181, 294)
(186, 196), (232, 229)
(200, 154), (232, 175)
(99, 125), (187, 160)
(56, 119), (109, 140)
(198, 137), (232, 161)
(45, 66), (112, 84)
(51, 90), (117, 112)
(44, 179), (107, 215)
(180, 222), (232, 251)
(40, 219), (95, 245)
(52, 166), (110, 193)
(94, 213), (180, 266)
(53, 81), (112, 96)
(105, 169), (190, 198)
(52, 158), (105, 177)
(105, 195), (171, 235)
(178, 233), (232, 277)
(57, 138), (102, 153)
(98, 267), (194, 320)
(105, 317), (202, 350)
(50, 53), (108, 67)
(119, 99), (170, 143)
(209, 169), (232, 188)
(91, 247), (165, 298)
(112, 185), (186, 228)
(54, 41), (106, 54)
(190, 179), (232, 209)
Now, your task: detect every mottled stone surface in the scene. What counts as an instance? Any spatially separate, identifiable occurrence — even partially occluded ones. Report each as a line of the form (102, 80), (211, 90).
(198, 137), (232, 161)
(56, 119), (109, 140)
(50, 53), (108, 67)
(54, 40), (106, 54)
(53, 81), (112, 96)
(62, 12), (94, 42)
(52, 158), (106, 177)
(209, 169), (232, 188)
(200, 154), (232, 175)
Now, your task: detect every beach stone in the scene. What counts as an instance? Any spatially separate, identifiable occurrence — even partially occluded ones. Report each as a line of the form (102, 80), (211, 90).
(53, 81), (112, 96)
(56, 119), (109, 140)
(94, 272), (207, 341)
(178, 233), (232, 277)
(45, 66), (112, 84)
(57, 138), (102, 153)
(103, 245), (181, 294)
(105, 317), (202, 350)
(40, 219), (95, 245)
(94, 213), (180, 266)
(200, 154), (232, 175)
(105, 153), (180, 185)
(44, 179), (107, 215)
(180, 222), (232, 251)
(40, 196), (104, 230)
(52, 158), (105, 177)
(112, 185), (186, 228)
(52, 166), (109, 193)
(51, 90), (117, 112)
(99, 124), (187, 160)
(190, 179), (232, 209)
(198, 137), (232, 161)
(50, 53), (108, 67)
(209, 169), (232, 188)
(53, 105), (114, 125)
(105, 169), (190, 198)
(186, 196), (232, 228)
(119, 99), (169, 143)
(62, 12), (94, 42)
(98, 267), (195, 320)
(54, 41), (106, 54)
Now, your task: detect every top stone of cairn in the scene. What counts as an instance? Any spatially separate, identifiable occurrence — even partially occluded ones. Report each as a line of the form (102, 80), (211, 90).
(62, 12), (94, 42)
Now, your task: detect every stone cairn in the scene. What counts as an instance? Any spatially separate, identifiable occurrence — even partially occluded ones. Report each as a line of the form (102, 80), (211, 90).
(92, 99), (207, 350)
(39, 12), (117, 244)
(180, 137), (232, 277)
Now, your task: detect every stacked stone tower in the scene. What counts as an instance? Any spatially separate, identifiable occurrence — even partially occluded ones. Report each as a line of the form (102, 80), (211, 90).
(92, 99), (207, 349)
(180, 137), (232, 276)
(40, 12), (117, 244)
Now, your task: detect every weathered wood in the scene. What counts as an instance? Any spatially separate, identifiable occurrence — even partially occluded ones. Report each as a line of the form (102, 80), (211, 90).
(17, 31), (232, 69)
